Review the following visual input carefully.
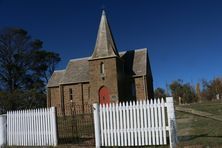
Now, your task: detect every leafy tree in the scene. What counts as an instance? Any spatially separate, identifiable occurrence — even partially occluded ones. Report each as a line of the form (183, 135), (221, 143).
(154, 87), (166, 98)
(0, 28), (32, 92)
(169, 79), (197, 104)
(0, 27), (60, 91)
(169, 79), (183, 103)
(201, 77), (222, 101)
(0, 90), (46, 114)
(182, 83), (197, 103)
(31, 50), (60, 82)
(0, 27), (60, 112)
(27, 50), (60, 92)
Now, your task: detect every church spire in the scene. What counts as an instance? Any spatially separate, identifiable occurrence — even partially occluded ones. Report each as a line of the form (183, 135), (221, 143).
(91, 10), (119, 59)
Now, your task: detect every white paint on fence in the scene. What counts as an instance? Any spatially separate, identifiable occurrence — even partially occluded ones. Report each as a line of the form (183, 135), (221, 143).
(93, 97), (177, 148)
(7, 107), (57, 146)
(0, 114), (7, 147)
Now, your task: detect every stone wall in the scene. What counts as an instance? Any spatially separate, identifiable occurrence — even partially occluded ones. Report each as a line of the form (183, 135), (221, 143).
(62, 83), (90, 114)
(48, 76), (152, 110)
(89, 57), (119, 104)
(63, 84), (81, 106)
(48, 87), (60, 107)
(134, 77), (145, 100)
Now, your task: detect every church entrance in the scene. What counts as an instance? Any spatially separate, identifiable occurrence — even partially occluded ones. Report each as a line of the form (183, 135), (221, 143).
(99, 86), (110, 104)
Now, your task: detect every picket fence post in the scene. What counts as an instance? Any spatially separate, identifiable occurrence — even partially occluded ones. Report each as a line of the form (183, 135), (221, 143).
(0, 114), (7, 147)
(93, 103), (101, 148)
(50, 107), (58, 146)
(166, 97), (177, 148)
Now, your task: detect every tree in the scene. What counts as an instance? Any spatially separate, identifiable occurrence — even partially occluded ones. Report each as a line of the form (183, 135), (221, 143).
(0, 27), (60, 92)
(0, 28), (33, 92)
(0, 89), (46, 114)
(169, 79), (183, 103)
(182, 83), (197, 103)
(169, 79), (197, 104)
(201, 77), (222, 101)
(154, 87), (166, 98)
(0, 27), (60, 111)
(27, 50), (60, 92)
(31, 50), (60, 82)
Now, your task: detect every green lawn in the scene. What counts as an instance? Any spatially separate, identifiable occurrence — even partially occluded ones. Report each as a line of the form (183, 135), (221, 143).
(56, 102), (222, 147)
(176, 101), (222, 146)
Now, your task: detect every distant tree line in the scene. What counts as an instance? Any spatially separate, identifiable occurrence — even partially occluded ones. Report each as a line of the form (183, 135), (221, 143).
(0, 27), (60, 113)
(154, 77), (222, 104)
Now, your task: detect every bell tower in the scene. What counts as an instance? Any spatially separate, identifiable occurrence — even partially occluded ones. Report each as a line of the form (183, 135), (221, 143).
(89, 11), (124, 104)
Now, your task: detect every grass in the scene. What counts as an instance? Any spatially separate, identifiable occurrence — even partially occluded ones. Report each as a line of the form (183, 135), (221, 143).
(176, 101), (222, 146)
(56, 102), (222, 147)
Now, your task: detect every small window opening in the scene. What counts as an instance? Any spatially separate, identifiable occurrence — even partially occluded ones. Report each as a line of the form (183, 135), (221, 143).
(100, 62), (105, 74)
(69, 88), (73, 101)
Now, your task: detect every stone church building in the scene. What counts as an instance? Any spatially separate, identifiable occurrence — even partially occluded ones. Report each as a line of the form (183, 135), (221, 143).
(47, 11), (154, 111)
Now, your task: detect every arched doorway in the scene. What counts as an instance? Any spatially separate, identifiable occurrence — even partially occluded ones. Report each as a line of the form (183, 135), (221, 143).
(99, 86), (110, 105)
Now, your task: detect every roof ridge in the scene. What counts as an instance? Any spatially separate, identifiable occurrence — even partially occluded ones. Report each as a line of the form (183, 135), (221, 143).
(68, 48), (147, 62)
(119, 48), (147, 54)
(70, 57), (90, 62)
(54, 70), (66, 72)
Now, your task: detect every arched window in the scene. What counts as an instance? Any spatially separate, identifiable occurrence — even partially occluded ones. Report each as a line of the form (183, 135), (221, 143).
(100, 62), (105, 74)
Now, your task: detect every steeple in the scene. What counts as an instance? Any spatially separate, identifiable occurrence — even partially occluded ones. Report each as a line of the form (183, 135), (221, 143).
(91, 10), (119, 59)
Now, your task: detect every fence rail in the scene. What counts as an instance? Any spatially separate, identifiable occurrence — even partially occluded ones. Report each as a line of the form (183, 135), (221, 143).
(93, 97), (177, 148)
(7, 107), (57, 146)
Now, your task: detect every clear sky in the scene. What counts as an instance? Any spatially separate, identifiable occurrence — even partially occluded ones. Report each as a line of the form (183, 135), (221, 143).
(0, 0), (222, 89)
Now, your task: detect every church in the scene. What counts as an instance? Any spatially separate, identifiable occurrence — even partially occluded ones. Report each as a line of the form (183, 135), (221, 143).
(47, 11), (154, 112)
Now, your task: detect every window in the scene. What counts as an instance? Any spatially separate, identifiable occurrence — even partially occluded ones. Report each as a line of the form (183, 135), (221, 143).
(69, 88), (73, 101)
(100, 62), (105, 74)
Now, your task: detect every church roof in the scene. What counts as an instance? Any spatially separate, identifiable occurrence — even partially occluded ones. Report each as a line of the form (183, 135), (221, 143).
(120, 48), (148, 76)
(47, 70), (65, 87)
(61, 57), (89, 84)
(91, 10), (119, 59)
(47, 48), (151, 87)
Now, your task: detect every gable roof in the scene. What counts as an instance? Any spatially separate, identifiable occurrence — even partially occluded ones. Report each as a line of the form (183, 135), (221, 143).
(120, 48), (147, 76)
(47, 48), (151, 87)
(47, 70), (65, 87)
(61, 57), (89, 84)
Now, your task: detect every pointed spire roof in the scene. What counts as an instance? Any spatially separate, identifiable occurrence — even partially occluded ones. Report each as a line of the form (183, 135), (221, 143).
(91, 10), (119, 59)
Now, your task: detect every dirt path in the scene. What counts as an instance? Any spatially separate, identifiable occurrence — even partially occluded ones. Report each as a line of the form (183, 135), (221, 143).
(176, 106), (222, 122)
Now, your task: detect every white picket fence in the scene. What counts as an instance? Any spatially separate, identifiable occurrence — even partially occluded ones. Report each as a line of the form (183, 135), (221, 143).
(93, 97), (177, 148)
(7, 107), (58, 146)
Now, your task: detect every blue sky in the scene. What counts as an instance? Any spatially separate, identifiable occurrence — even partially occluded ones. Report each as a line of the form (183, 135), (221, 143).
(0, 0), (222, 89)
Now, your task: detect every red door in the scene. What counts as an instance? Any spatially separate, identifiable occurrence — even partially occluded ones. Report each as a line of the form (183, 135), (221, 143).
(99, 86), (110, 105)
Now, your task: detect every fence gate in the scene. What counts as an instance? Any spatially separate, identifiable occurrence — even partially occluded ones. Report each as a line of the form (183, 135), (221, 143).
(56, 103), (95, 146)
(93, 97), (177, 148)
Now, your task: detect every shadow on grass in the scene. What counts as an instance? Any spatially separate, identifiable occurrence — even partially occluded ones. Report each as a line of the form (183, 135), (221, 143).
(179, 134), (222, 142)
(59, 137), (95, 145)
